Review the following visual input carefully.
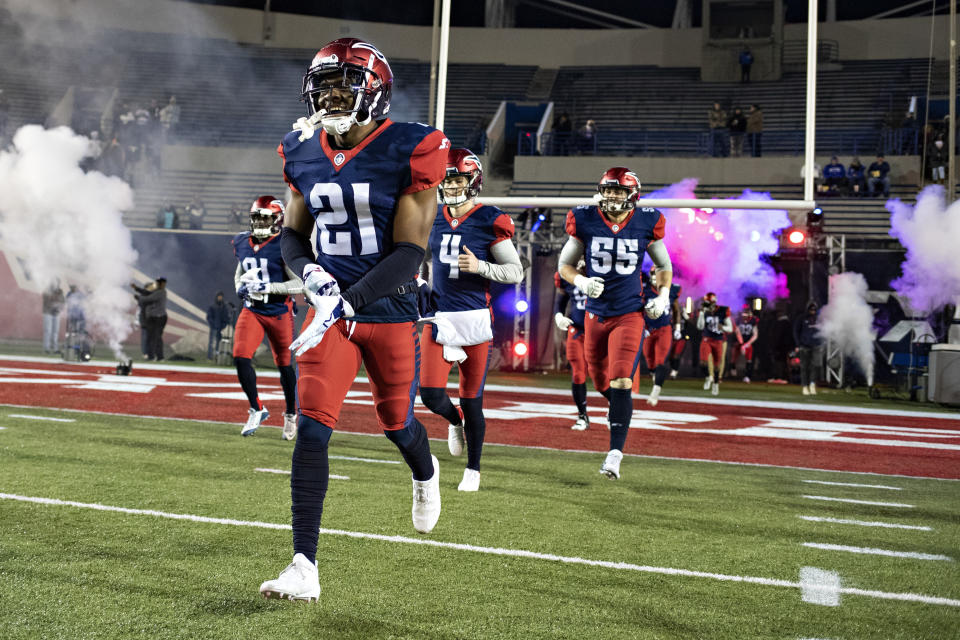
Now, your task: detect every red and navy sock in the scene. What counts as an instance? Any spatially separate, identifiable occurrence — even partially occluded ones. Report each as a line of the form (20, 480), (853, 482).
(653, 364), (668, 387)
(234, 357), (261, 410)
(571, 382), (588, 415)
(385, 419), (434, 481)
(607, 387), (632, 451)
(419, 387), (462, 425)
(291, 416), (332, 564)
(460, 397), (486, 472)
(278, 364), (297, 414)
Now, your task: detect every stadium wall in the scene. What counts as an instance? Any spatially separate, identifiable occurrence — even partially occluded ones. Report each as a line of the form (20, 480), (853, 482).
(10, 0), (954, 65)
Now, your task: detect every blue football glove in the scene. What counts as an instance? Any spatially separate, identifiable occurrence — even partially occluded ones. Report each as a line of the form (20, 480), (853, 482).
(302, 264), (340, 305)
(290, 295), (344, 356)
(236, 284), (250, 299)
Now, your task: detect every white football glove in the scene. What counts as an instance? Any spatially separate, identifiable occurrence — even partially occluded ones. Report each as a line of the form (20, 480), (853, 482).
(240, 268), (269, 294)
(302, 264), (340, 307)
(290, 295), (344, 356)
(554, 313), (574, 331)
(573, 274), (604, 299)
(645, 295), (669, 320)
(673, 326), (683, 341)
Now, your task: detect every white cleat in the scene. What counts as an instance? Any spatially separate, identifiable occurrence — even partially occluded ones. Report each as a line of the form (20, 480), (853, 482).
(571, 414), (590, 431)
(458, 468), (480, 492)
(669, 369), (678, 379)
(711, 381), (719, 396)
(743, 376), (751, 384)
(599, 449), (623, 480)
(703, 376), (712, 391)
(241, 407), (270, 436)
(647, 384), (661, 407)
(412, 455), (441, 533)
(802, 385), (811, 396)
(809, 382), (817, 395)
(259, 553), (320, 602)
(282, 413), (298, 441)
(448, 424), (465, 457)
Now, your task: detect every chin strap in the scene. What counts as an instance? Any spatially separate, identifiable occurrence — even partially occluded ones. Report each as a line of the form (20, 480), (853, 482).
(293, 113), (324, 142)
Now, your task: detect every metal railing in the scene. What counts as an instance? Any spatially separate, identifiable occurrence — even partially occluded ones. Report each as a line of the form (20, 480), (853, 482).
(782, 39), (840, 67)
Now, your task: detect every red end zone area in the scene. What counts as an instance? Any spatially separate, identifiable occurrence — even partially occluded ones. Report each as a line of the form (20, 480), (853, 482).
(1, 357), (958, 479)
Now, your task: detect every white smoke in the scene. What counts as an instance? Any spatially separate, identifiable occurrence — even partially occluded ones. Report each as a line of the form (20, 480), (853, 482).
(818, 272), (876, 386)
(888, 185), (960, 313)
(0, 125), (137, 357)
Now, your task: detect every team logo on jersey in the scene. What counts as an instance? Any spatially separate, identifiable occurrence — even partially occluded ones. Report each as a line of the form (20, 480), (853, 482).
(451, 218), (459, 227)
(334, 152), (345, 166)
(612, 224), (620, 232)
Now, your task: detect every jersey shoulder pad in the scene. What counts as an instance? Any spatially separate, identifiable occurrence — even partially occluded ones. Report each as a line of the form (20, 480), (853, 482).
(232, 231), (250, 247)
(638, 206), (660, 214)
(280, 129), (319, 162)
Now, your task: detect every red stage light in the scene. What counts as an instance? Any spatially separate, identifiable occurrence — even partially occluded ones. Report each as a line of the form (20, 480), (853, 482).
(787, 229), (806, 245)
(513, 341), (528, 357)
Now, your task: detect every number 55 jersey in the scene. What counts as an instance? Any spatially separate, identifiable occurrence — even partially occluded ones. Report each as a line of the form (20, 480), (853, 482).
(279, 119), (449, 322)
(564, 205), (665, 319)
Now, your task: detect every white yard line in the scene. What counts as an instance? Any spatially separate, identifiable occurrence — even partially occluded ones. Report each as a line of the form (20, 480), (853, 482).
(329, 454), (402, 465)
(7, 414), (76, 423)
(1, 491), (958, 608)
(802, 543), (953, 561)
(255, 468), (349, 480)
(798, 516), (932, 531)
(0, 402), (957, 482)
(802, 495), (914, 508)
(799, 567), (841, 606)
(801, 480), (901, 490)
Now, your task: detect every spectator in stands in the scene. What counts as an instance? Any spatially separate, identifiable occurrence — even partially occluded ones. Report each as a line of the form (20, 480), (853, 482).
(900, 112), (920, 154)
(708, 102), (727, 157)
(136, 282), (152, 359)
(746, 104), (763, 157)
(132, 278), (168, 361)
(727, 107), (746, 157)
(552, 111), (572, 156)
(800, 161), (822, 192)
(159, 96), (180, 142)
(926, 138), (947, 185)
(41, 282), (64, 354)
(185, 197), (206, 230)
(846, 157), (866, 196)
(231, 203), (247, 228)
(206, 291), (230, 360)
(822, 156), (845, 195)
(867, 154), (891, 198)
(101, 137), (125, 178)
(156, 203), (179, 229)
(576, 119), (597, 155)
(739, 47), (754, 83)
(793, 301), (820, 395)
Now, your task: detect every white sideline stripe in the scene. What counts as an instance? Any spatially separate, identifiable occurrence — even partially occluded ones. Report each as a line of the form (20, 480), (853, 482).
(4, 355), (959, 421)
(1, 401), (958, 483)
(7, 413), (76, 422)
(254, 468), (349, 480)
(1, 492), (959, 608)
(329, 454), (402, 465)
(798, 516), (932, 531)
(802, 480), (901, 490)
(799, 566), (841, 606)
(803, 543), (953, 562)
(802, 495), (914, 508)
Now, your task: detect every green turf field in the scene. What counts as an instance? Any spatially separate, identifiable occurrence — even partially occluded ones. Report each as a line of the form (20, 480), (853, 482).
(0, 406), (957, 639)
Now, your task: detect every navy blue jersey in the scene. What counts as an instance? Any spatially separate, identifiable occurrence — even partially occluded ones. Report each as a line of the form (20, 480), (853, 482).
(554, 272), (586, 329)
(428, 203), (515, 312)
(279, 119), (449, 322)
(737, 315), (759, 339)
(641, 281), (681, 330)
(565, 205), (666, 319)
(232, 232), (292, 316)
(701, 306), (731, 340)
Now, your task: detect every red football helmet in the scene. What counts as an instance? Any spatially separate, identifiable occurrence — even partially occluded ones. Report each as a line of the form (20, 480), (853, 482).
(250, 195), (284, 239)
(703, 292), (718, 308)
(597, 167), (641, 216)
(301, 38), (393, 135)
(439, 148), (483, 206)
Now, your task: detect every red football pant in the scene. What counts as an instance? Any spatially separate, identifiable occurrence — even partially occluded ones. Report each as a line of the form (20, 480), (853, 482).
(729, 343), (754, 365)
(419, 323), (490, 399)
(700, 337), (726, 366)
(643, 325), (672, 370)
(670, 337), (687, 359)
(565, 327), (587, 385)
(584, 311), (645, 392)
(233, 305), (295, 366)
(296, 310), (419, 431)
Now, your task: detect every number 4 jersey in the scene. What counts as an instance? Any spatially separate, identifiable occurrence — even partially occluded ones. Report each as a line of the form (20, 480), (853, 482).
(565, 205), (665, 319)
(279, 119), (449, 322)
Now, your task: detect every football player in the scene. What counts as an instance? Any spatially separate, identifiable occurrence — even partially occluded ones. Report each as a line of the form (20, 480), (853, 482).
(696, 292), (733, 395)
(554, 260), (589, 431)
(668, 299), (692, 379)
(729, 305), (759, 382)
(635, 265), (681, 406)
(419, 148), (523, 492)
(232, 196), (302, 439)
(558, 168), (673, 480)
(261, 39), (448, 602)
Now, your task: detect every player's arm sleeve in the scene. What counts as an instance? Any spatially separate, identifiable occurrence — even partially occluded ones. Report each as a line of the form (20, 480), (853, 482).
(554, 287), (571, 317)
(234, 263), (243, 291)
(477, 240), (523, 284)
(280, 227), (316, 279)
(266, 265), (304, 295)
(558, 236), (584, 269)
(696, 311), (705, 330)
(722, 312), (734, 333)
(401, 130), (448, 195)
(341, 243), (425, 312)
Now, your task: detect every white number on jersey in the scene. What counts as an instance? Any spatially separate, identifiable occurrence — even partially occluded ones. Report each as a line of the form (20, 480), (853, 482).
(241, 257), (271, 282)
(308, 183), (379, 256)
(439, 233), (462, 279)
(590, 237), (639, 275)
(705, 315), (720, 333)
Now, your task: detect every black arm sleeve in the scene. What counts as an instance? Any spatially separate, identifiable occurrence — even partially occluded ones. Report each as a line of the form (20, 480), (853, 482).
(554, 289), (571, 317)
(280, 226), (316, 279)
(342, 242), (425, 312)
